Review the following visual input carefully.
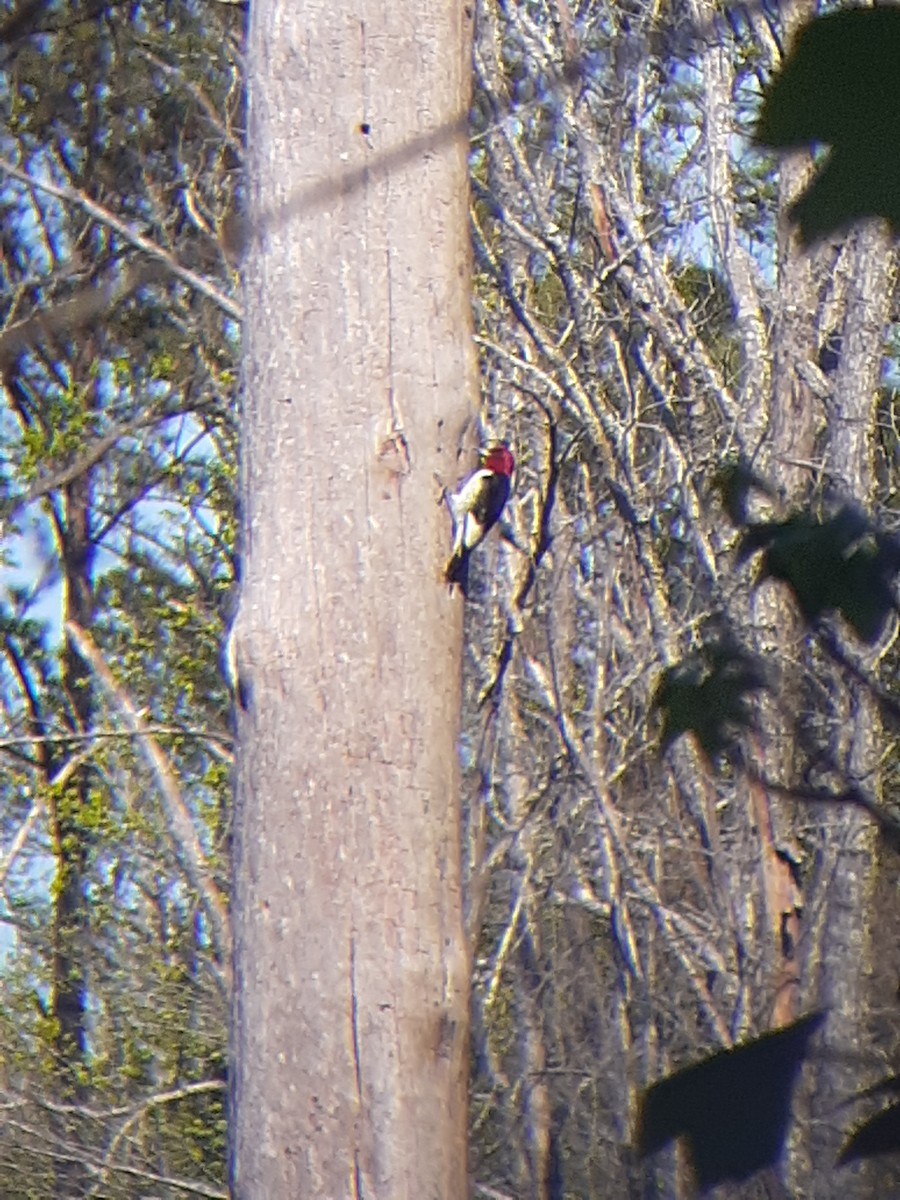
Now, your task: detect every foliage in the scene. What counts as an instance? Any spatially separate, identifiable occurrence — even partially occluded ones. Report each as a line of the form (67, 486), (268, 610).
(0, 0), (241, 1192)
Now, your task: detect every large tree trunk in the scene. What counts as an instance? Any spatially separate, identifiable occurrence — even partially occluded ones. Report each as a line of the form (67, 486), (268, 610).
(793, 223), (894, 1197)
(231, 2), (477, 1195)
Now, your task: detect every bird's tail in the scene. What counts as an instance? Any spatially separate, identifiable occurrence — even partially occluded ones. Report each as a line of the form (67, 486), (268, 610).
(444, 549), (470, 596)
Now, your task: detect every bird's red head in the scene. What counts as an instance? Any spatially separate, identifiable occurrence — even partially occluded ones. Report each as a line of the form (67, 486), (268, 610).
(481, 445), (515, 477)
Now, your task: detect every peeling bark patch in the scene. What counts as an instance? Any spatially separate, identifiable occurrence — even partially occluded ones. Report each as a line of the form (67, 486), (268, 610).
(376, 428), (410, 483)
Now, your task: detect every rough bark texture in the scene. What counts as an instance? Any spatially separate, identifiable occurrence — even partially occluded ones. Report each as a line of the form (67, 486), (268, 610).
(231, 2), (477, 1197)
(793, 223), (894, 1198)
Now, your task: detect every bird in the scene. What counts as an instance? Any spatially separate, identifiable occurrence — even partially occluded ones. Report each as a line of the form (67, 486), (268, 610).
(444, 443), (514, 595)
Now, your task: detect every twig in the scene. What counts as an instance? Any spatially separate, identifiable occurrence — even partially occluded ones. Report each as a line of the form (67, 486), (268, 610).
(0, 158), (241, 321)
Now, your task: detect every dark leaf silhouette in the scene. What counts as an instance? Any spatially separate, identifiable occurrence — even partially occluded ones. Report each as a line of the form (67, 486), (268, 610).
(710, 457), (773, 526)
(755, 7), (900, 243)
(637, 1011), (826, 1192)
(655, 641), (766, 760)
(838, 1099), (900, 1166)
(738, 507), (900, 644)
(844, 1073), (900, 1105)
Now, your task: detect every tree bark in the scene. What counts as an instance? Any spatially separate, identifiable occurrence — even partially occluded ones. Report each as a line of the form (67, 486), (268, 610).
(231, 2), (477, 1196)
(795, 224), (894, 1196)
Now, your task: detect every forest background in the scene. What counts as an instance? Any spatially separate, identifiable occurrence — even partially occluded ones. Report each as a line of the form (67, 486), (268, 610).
(0, 0), (899, 1197)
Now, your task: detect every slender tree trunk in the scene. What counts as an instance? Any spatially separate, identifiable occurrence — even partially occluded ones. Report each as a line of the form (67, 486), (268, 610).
(231, 2), (477, 1195)
(48, 370), (98, 1197)
(52, 478), (92, 1083)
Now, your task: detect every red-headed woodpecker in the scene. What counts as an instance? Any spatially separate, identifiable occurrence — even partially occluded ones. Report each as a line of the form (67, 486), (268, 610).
(444, 444), (514, 594)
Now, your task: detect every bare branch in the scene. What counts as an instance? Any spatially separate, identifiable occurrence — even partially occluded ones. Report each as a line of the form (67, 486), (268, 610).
(0, 261), (153, 370)
(0, 158), (241, 321)
(86, 1080), (226, 1199)
(134, 47), (243, 157)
